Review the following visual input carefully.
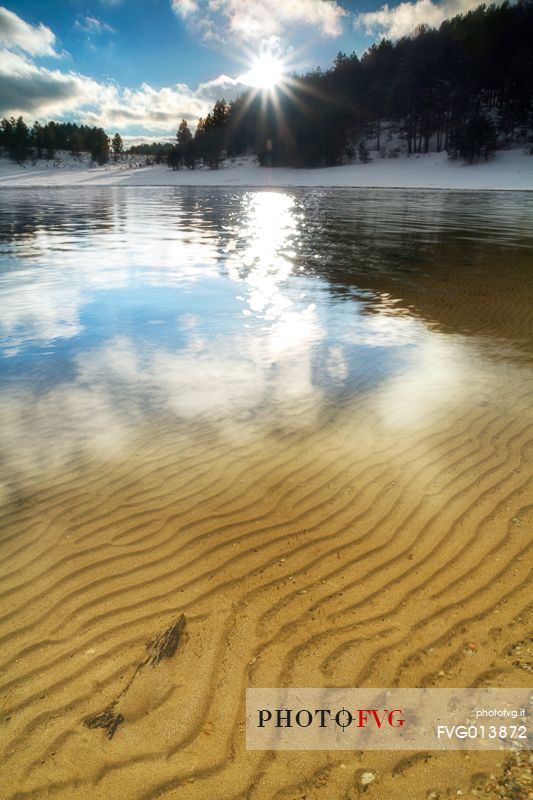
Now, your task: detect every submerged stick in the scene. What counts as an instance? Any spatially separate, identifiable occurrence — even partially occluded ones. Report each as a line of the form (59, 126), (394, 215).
(145, 614), (187, 666)
(85, 702), (124, 740)
(84, 613), (186, 739)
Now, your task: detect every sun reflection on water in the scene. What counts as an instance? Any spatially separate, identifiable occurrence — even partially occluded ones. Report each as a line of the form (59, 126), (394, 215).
(227, 192), (299, 319)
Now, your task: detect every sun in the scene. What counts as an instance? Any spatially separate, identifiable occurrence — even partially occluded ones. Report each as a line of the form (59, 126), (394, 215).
(243, 53), (285, 90)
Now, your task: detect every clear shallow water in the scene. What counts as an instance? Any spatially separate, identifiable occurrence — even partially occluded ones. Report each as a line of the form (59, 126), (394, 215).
(0, 187), (532, 492)
(1, 188), (533, 800)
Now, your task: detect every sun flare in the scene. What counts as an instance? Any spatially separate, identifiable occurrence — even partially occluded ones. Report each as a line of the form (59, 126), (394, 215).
(244, 53), (285, 90)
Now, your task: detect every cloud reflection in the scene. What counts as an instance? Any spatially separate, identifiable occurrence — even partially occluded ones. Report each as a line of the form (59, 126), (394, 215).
(376, 337), (473, 431)
(0, 187), (506, 496)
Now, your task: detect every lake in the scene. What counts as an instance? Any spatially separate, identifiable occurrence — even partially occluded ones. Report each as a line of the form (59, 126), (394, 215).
(1, 187), (532, 799)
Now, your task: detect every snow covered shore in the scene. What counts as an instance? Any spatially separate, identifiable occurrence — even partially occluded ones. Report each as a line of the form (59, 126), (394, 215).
(0, 150), (531, 191)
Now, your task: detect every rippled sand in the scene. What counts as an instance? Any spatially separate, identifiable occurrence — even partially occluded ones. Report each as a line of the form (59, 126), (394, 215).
(0, 189), (532, 799)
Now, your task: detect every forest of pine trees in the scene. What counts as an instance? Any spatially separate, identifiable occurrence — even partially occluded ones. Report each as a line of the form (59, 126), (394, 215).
(169, 1), (533, 169)
(0, 118), (113, 164)
(1, 2), (531, 171)
(129, 142), (173, 161)
(167, 101), (231, 170)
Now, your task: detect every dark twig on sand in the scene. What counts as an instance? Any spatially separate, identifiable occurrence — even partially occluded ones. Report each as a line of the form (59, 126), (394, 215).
(83, 613), (186, 739)
(85, 702), (125, 740)
(145, 614), (186, 666)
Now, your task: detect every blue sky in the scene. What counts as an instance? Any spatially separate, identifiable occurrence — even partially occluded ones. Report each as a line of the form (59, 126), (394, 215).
(7, 0), (380, 88)
(0, 0), (481, 141)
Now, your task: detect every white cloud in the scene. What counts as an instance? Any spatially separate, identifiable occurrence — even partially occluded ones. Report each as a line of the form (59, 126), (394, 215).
(75, 15), (116, 35)
(173, 0), (199, 16)
(0, 5), (58, 56)
(81, 85), (203, 131)
(0, 7), (248, 134)
(0, 55), (241, 134)
(171, 0), (346, 42)
(0, 50), (106, 117)
(355, 0), (487, 39)
(79, 74), (245, 132)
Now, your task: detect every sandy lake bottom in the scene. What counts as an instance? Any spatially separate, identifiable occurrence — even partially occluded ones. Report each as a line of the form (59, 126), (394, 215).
(0, 187), (532, 799)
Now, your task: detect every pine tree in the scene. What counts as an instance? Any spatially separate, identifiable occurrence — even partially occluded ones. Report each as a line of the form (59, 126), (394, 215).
(12, 117), (31, 162)
(177, 119), (192, 148)
(449, 114), (497, 163)
(42, 123), (55, 159)
(0, 117), (14, 154)
(167, 145), (181, 170)
(32, 121), (44, 158)
(70, 131), (83, 155)
(173, 119), (193, 168)
(358, 140), (371, 163)
(91, 130), (110, 165)
(200, 100), (229, 169)
(112, 133), (124, 156)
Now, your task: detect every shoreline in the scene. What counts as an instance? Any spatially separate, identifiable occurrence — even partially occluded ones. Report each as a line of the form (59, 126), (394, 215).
(0, 150), (531, 191)
(2, 183), (532, 192)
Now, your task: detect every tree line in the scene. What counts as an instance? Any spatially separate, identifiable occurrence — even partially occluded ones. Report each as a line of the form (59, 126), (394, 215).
(167, 102), (231, 170)
(1, 2), (531, 170)
(0, 118), (125, 164)
(129, 142), (174, 161)
(168, 0), (533, 168)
